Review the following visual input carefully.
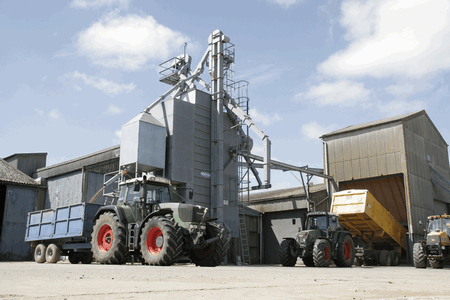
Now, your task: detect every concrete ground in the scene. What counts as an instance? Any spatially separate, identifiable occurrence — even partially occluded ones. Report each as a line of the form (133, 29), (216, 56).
(0, 261), (449, 300)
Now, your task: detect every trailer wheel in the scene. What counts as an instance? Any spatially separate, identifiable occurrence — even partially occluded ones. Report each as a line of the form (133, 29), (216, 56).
(413, 242), (427, 268)
(45, 244), (61, 263)
(34, 244), (47, 263)
(302, 256), (314, 267)
(189, 222), (229, 267)
(68, 253), (81, 264)
(140, 217), (183, 266)
(91, 212), (127, 264)
(379, 250), (392, 266)
(313, 239), (331, 267)
(80, 252), (94, 264)
(430, 259), (444, 269)
(390, 250), (399, 266)
(335, 235), (355, 267)
(279, 239), (297, 267)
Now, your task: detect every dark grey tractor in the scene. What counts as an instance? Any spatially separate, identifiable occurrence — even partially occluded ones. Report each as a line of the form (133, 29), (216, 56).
(91, 175), (229, 266)
(279, 211), (355, 267)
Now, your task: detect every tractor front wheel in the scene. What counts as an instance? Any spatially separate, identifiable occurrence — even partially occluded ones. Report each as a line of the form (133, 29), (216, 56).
(279, 239), (297, 267)
(413, 242), (427, 268)
(91, 212), (127, 264)
(335, 235), (355, 267)
(313, 239), (331, 267)
(140, 217), (183, 266)
(189, 222), (229, 267)
(430, 259), (444, 269)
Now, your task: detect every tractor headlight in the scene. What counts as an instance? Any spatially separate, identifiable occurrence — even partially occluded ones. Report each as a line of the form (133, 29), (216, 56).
(442, 246), (446, 250)
(298, 232), (308, 246)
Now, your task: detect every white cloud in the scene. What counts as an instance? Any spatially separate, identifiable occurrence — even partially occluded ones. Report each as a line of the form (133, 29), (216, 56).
(302, 121), (338, 140)
(34, 108), (44, 115)
(41, 75), (47, 82)
(49, 109), (60, 119)
(112, 129), (121, 144)
(294, 80), (371, 107)
(71, 0), (131, 9)
(106, 104), (123, 115)
(249, 107), (283, 126)
(319, 0), (450, 78)
(77, 14), (191, 71)
(67, 71), (136, 96)
(264, 0), (304, 9)
(73, 84), (82, 92)
(377, 99), (427, 117)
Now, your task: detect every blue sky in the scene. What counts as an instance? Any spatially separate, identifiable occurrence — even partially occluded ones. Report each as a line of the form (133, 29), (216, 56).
(1, 0), (450, 189)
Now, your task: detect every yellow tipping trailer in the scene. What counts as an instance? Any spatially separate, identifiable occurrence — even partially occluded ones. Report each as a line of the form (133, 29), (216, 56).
(331, 189), (407, 266)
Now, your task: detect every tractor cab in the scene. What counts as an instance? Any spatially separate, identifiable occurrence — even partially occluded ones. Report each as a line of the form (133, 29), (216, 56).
(306, 212), (341, 231)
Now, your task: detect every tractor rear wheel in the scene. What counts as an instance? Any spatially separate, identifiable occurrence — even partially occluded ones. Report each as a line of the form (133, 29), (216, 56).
(140, 217), (183, 266)
(335, 235), (355, 267)
(413, 242), (427, 268)
(189, 222), (229, 267)
(430, 259), (444, 269)
(45, 244), (61, 263)
(302, 256), (314, 267)
(279, 239), (297, 267)
(313, 239), (331, 267)
(91, 212), (127, 264)
(379, 250), (392, 266)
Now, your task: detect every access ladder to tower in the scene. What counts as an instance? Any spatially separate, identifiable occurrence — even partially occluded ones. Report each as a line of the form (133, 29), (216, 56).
(238, 204), (251, 265)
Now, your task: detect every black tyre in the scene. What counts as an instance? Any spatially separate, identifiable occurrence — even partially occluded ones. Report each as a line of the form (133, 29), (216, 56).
(45, 243), (61, 263)
(379, 250), (392, 266)
(279, 239), (297, 267)
(430, 259), (444, 269)
(189, 222), (229, 267)
(313, 239), (332, 267)
(390, 250), (399, 266)
(140, 217), (183, 266)
(302, 256), (314, 267)
(91, 212), (127, 264)
(34, 244), (46, 263)
(80, 252), (94, 264)
(413, 242), (427, 268)
(68, 253), (81, 264)
(335, 235), (355, 267)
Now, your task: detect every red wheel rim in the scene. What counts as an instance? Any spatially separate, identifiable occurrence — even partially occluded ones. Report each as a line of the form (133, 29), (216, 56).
(97, 224), (113, 253)
(324, 246), (330, 261)
(344, 241), (352, 260)
(194, 246), (211, 259)
(146, 227), (163, 255)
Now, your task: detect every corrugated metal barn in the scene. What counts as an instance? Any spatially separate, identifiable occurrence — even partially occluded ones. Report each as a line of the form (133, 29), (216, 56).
(0, 158), (45, 260)
(321, 110), (450, 261)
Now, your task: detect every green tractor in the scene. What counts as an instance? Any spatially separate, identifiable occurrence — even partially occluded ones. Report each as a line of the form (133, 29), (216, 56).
(279, 211), (355, 267)
(91, 174), (229, 266)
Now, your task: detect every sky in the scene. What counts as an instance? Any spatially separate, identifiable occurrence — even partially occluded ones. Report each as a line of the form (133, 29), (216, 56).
(1, 0), (450, 190)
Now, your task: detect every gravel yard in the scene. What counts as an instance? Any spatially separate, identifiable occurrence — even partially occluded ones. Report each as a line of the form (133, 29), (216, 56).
(0, 261), (449, 300)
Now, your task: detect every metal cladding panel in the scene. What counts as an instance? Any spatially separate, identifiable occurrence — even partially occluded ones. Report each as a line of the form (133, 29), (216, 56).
(324, 122), (406, 183)
(120, 112), (166, 172)
(403, 114), (450, 234)
(46, 171), (83, 208)
(1, 185), (39, 261)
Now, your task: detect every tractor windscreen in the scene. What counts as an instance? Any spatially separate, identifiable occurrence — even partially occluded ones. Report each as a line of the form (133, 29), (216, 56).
(442, 218), (450, 235)
(307, 215), (328, 230)
(427, 219), (441, 233)
(145, 184), (170, 203)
